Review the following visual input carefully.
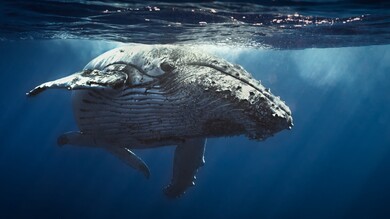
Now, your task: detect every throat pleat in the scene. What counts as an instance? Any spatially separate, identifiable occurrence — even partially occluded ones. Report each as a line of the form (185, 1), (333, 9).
(75, 87), (192, 144)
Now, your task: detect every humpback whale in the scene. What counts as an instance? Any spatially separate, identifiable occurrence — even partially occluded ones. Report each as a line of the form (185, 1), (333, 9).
(27, 45), (293, 198)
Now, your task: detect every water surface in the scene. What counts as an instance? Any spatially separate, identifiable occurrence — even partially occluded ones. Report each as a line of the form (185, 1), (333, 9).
(1, 0), (390, 48)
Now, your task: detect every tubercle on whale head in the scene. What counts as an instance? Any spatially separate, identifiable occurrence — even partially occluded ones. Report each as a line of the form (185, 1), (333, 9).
(249, 87), (293, 140)
(239, 80), (293, 141)
(237, 88), (293, 141)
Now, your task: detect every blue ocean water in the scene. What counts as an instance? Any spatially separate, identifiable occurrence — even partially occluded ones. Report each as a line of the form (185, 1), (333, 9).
(1, 1), (390, 219)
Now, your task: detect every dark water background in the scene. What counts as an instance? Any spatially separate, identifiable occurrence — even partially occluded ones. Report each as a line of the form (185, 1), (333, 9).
(1, 1), (390, 219)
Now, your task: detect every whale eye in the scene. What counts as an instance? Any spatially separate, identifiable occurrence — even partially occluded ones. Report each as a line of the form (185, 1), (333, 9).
(160, 62), (175, 72)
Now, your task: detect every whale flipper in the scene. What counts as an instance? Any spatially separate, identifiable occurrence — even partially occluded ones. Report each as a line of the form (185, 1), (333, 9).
(26, 69), (127, 96)
(106, 147), (150, 179)
(164, 138), (206, 198)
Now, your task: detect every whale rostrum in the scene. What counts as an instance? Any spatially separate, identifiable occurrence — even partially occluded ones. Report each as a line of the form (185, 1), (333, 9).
(27, 45), (293, 198)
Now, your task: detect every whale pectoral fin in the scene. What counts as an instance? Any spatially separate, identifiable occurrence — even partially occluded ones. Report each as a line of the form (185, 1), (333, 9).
(164, 138), (206, 198)
(106, 147), (150, 179)
(27, 69), (127, 96)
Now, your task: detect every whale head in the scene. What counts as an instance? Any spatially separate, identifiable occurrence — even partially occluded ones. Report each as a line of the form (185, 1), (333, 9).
(167, 53), (293, 141)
